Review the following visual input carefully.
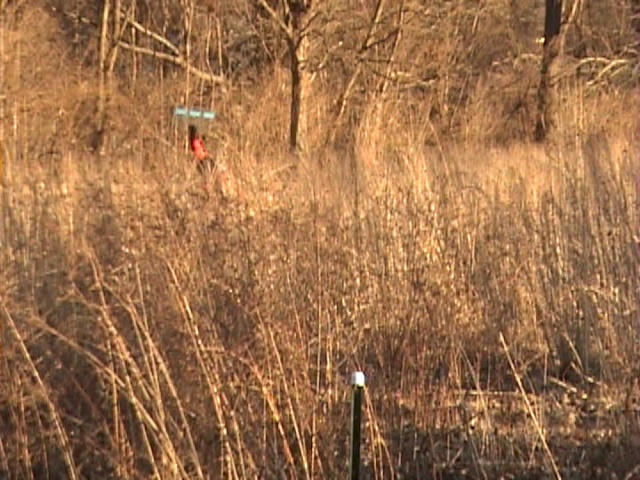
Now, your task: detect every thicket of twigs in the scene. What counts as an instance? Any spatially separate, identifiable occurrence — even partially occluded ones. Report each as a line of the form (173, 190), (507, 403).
(2, 127), (639, 479)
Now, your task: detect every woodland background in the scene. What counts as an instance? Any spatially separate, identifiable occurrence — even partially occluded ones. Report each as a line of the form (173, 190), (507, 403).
(1, 0), (640, 478)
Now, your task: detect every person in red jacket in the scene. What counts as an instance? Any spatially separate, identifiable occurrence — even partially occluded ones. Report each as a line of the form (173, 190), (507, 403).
(188, 124), (235, 199)
(188, 124), (212, 170)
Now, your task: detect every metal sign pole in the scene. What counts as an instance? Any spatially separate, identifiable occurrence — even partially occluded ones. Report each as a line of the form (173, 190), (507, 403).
(350, 371), (366, 480)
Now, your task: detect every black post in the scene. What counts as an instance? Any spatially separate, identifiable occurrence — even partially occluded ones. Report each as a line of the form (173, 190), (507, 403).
(350, 371), (365, 480)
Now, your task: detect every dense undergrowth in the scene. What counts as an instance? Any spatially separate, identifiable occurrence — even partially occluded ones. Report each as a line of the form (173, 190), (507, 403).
(1, 131), (639, 479)
(2, 0), (640, 477)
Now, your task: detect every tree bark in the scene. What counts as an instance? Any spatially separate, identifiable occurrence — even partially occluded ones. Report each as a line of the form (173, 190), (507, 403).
(287, 1), (311, 153)
(254, 0), (313, 154)
(535, 0), (563, 142)
(95, 0), (111, 154)
(129, 0), (137, 90)
(289, 39), (303, 152)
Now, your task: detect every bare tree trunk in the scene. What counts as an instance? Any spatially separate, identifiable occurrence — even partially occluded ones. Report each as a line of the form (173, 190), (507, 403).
(107, 0), (122, 102)
(97, 0), (128, 155)
(287, 33), (303, 152)
(183, 0), (193, 154)
(535, 0), (563, 142)
(288, 46), (302, 152)
(130, 0), (137, 91)
(215, 15), (224, 77)
(254, 0), (312, 154)
(96, 0), (111, 154)
(287, 0), (311, 154)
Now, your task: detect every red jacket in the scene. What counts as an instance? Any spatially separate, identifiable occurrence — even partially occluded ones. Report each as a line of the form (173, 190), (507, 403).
(190, 137), (209, 161)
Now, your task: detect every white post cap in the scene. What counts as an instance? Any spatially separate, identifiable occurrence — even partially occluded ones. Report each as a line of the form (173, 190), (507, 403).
(351, 371), (366, 387)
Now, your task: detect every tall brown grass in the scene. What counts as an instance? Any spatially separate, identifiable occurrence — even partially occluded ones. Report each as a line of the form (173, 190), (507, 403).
(1, 81), (639, 478)
(1, 5), (639, 474)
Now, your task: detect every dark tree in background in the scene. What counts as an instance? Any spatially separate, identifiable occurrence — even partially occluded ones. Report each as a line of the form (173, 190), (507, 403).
(286, 0), (312, 154)
(535, 0), (563, 142)
(544, 0), (563, 39)
(254, 0), (313, 154)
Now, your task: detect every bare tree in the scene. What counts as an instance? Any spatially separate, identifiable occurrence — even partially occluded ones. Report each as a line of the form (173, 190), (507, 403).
(96, 0), (126, 154)
(534, 0), (563, 142)
(254, 0), (315, 153)
(288, 0), (312, 154)
(96, 0), (111, 153)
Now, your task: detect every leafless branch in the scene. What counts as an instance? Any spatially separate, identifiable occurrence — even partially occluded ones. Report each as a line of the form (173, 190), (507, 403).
(121, 10), (181, 57)
(118, 41), (225, 85)
(254, 0), (293, 39)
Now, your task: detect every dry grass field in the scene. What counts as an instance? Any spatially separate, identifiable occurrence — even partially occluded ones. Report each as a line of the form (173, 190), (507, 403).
(2, 122), (639, 479)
